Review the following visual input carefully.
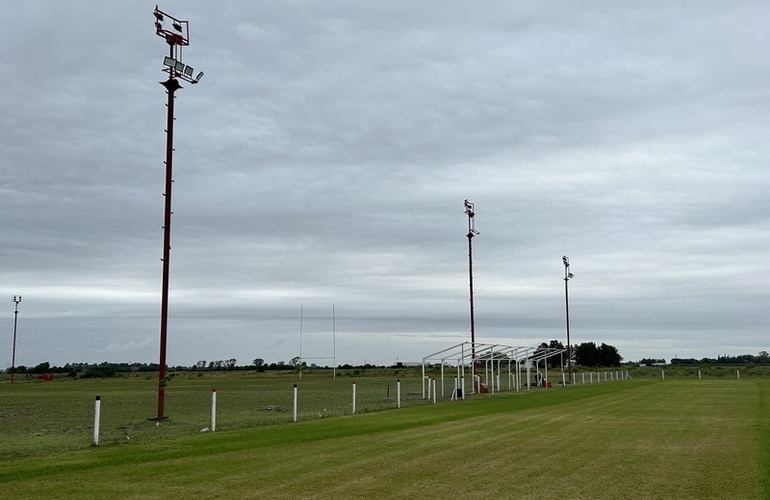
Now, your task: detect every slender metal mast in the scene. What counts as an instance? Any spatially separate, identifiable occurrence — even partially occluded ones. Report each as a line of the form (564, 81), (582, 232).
(153, 6), (203, 420)
(10, 295), (21, 384)
(464, 200), (479, 361)
(563, 256), (574, 383)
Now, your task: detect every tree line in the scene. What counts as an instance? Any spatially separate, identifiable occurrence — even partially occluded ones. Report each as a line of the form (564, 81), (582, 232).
(651, 351), (770, 366)
(4, 358), (396, 378)
(535, 340), (623, 369)
(10, 347), (765, 378)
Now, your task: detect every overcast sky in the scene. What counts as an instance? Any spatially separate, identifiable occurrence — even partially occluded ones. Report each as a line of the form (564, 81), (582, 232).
(2, 1), (769, 368)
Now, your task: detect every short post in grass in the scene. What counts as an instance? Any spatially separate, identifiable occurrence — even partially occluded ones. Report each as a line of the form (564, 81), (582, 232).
(662, 370), (665, 380)
(352, 381), (356, 414)
(397, 379), (401, 408)
(211, 387), (217, 432)
(461, 375), (465, 399)
(736, 370), (740, 380)
(433, 378), (437, 404)
(93, 395), (101, 446)
(699, 370), (701, 380)
(293, 384), (298, 422)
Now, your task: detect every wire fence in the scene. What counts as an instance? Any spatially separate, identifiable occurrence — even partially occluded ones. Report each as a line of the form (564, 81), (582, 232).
(4, 365), (738, 458)
(0, 371), (433, 458)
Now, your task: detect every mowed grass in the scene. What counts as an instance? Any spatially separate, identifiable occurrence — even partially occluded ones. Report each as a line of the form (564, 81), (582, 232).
(2, 379), (769, 499)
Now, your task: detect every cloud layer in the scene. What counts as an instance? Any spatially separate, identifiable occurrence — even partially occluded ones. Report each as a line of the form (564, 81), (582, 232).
(2, 1), (768, 367)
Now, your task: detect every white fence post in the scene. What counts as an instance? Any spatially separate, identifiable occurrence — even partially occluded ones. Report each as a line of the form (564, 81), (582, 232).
(397, 379), (401, 408)
(93, 395), (101, 446)
(293, 384), (298, 422)
(433, 378), (437, 404)
(211, 387), (217, 432)
(352, 381), (357, 414)
(737, 370), (740, 380)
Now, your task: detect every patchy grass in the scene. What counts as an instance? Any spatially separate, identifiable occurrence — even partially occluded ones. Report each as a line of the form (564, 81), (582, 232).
(1, 379), (767, 498)
(0, 372), (429, 456)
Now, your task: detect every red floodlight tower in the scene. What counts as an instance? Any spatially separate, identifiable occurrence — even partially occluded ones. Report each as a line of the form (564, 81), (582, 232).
(153, 6), (203, 422)
(464, 200), (479, 363)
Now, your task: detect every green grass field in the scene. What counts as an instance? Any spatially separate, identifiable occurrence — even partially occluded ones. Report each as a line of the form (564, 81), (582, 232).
(1, 376), (769, 499)
(0, 370), (432, 456)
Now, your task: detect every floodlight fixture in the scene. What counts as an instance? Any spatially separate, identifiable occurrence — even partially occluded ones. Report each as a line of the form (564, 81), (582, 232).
(160, 57), (203, 84)
(154, 5), (189, 46)
(464, 199), (479, 238)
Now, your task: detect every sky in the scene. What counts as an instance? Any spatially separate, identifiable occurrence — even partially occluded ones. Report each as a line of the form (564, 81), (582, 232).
(2, 1), (769, 369)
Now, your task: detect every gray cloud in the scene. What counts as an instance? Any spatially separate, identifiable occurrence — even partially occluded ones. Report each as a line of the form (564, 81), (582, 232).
(2, 1), (769, 368)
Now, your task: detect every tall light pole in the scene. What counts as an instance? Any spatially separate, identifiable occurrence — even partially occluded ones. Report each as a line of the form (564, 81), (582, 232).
(10, 295), (21, 383)
(465, 200), (479, 362)
(153, 6), (203, 421)
(562, 256), (574, 382)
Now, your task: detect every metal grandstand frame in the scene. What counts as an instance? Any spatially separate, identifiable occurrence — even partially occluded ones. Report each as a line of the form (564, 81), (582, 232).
(421, 342), (567, 399)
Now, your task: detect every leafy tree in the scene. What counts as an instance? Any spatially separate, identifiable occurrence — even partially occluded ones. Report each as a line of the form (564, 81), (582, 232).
(573, 342), (622, 367)
(532, 341), (567, 369)
(598, 343), (622, 367)
(29, 361), (51, 374)
(574, 342), (600, 367)
(638, 358), (666, 366)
